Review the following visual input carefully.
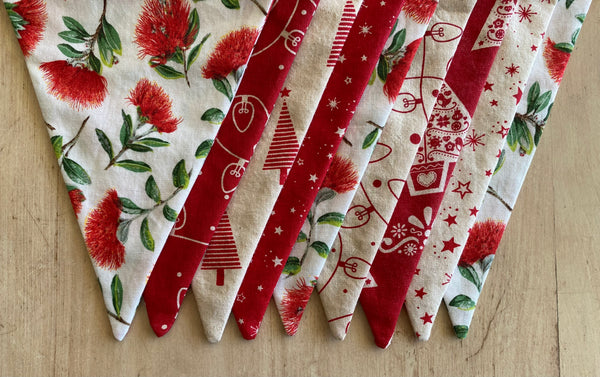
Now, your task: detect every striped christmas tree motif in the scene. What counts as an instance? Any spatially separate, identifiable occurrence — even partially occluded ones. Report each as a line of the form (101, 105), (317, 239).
(326, 0), (357, 67)
(200, 211), (241, 286)
(263, 99), (300, 184)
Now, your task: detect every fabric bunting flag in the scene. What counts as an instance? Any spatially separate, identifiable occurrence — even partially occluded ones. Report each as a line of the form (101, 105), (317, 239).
(359, 0), (517, 348)
(317, 0), (478, 341)
(443, 0), (591, 339)
(142, 0), (320, 338)
(190, 0), (362, 343)
(3, 0), (270, 340)
(272, 1), (436, 337)
(403, 0), (557, 341)
(232, 0), (407, 340)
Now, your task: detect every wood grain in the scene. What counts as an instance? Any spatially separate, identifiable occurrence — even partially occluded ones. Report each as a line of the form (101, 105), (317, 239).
(0, 3), (598, 376)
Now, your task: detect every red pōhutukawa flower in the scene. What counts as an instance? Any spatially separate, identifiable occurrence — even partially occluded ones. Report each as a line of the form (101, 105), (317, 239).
(543, 38), (572, 84)
(6, 0), (48, 57)
(322, 155), (359, 194)
(280, 278), (314, 336)
(459, 219), (505, 266)
(85, 189), (125, 271)
(402, 0), (437, 24)
(40, 60), (108, 109)
(202, 27), (259, 79)
(127, 78), (181, 133)
(68, 186), (86, 216)
(383, 38), (421, 103)
(134, 0), (196, 67)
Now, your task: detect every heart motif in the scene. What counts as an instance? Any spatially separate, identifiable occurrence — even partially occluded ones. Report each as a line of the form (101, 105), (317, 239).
(417, 171), (437, 187)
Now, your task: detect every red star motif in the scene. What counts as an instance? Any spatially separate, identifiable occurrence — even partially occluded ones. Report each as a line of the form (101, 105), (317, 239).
(443, 214), (457, 226)
(414, 268), (420, 275)
(280, 87), (291, 97)
(416, 332), (421, 338)
(497, 126), (510, 138)
(485, 169), (492, 176)
(415, 287), (427, 299)
(420, 312), (433, 324)
(441, 237), (460, 253)
(490, 99), (498, 106)
(496, 149), (502, 158)
(452, 181), (473, 199)
(513, 87), (523, 104)
(469, 207), (479, 216)
(483, 81), (494, 91)
(365, 279), (371, 285)
(531, 44), (538, 51)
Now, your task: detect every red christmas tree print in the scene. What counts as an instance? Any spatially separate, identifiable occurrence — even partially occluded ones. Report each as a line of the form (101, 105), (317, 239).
(200, 211), (241, 286)
(543, 38), (572, 84)
(202, 27), (259, 79)
(460, 219), (505, 266)
(280, 278), (313, 335)
(6, 0), (48, 57)
(327, 0), (356, 67)
(40, 60), (108, 110)
(263, 99), (300, 184)
(84, 189), (125, 271)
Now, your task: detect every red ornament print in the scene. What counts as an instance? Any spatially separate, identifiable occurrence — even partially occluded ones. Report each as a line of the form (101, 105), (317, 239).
(402, 0), (437, 24)
(280, 278), (314, 335)
(201, 27), (259, 79)
(127, 78), (181, 133)
(543, 38), (571, 84)
(39, 60), (108, 109)
(134, 0), (196, 67)
(383, 38), (421, 103)
(459, 219), (505, 266)
(84, 189), (125, 271)
(321, 155), (359, 194)
(68, 187), (86, 216)
(8, 0), (47, 57)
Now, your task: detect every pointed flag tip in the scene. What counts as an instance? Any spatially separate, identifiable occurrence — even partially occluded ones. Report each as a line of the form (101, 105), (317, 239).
(374, 335), (393, 349)
(149, 318), (175, 337)
(452, 324), (469, 339)
(109, 317), (130, 341)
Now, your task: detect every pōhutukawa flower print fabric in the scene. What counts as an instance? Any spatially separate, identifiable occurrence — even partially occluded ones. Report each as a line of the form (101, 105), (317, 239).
(403, 0), (558, 341)
(143, 0), (321, 338)
(3, 0), (271, 340)
(191, 0), (362, 343)
(444, 0), (591, 339)
(272, 3), (434, 337)
(317, 0), (478, 341)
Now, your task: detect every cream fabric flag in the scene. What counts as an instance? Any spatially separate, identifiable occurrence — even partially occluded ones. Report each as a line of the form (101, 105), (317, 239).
(3, 0), (270, 340)
(273, 5), (434, 336)
(404, 0), (557, 341)
(191, 0), (362, 343)
(443, 0), (591, 339)
(317, 0), (476, 340)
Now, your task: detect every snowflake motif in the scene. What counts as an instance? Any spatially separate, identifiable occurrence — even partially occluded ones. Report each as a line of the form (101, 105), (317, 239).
(516, 4), (537, 23)
(403, 243), (418, 256)
(464, 128), (486, 151)
(328, 98), (339, 109)
(391, 223), (407, 239)
(359, 24), (372, 36)
(505, 64), (519, 77)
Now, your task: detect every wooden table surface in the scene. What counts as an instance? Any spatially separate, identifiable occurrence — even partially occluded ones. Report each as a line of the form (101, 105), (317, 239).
(1, 3), (599, 376)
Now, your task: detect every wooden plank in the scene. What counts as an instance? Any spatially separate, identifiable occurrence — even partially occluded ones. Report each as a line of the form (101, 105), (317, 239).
(0, 3), (598, 376)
